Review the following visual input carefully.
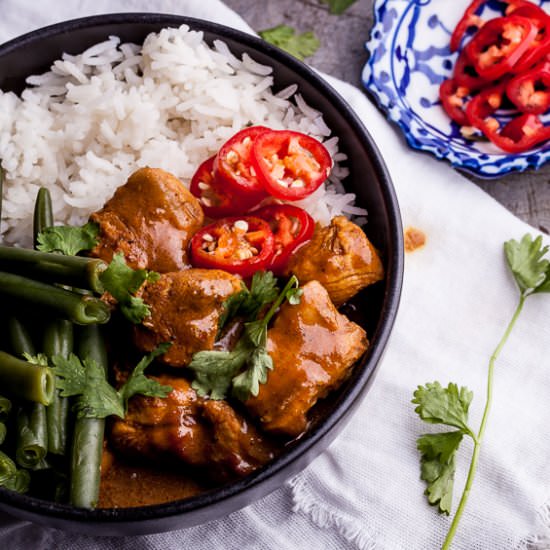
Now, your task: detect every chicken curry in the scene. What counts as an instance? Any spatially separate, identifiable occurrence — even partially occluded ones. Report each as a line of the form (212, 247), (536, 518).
(86, 166), (384, 507)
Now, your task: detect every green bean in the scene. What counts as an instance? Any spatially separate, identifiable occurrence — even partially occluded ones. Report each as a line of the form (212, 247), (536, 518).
(0, 396), (11, 422)
(0, 246), (107, 293)
(33, 188), (53, 247)
(43, 319), (73, 456)
(0, 450), (16, 485)
(69, 325), (107, 508)
(16, 407), (48, 468)
(0, 272), (110, 325)
(53, 471), (68, 503)
(4, 468), (30, 493)
(0, 423), (7, 445)
(43, 319), (73, 361)
(0, 351), (54, 405)
(7, 316), (36, 358)
(8, 314), (51, 469)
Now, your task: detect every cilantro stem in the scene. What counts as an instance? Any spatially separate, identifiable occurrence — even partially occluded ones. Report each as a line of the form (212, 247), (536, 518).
(441, 294), (525, 550)
(262, 275), (299, 327)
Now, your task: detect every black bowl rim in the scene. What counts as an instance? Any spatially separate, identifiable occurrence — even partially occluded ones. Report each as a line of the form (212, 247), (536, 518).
(0, 12), (404, 526)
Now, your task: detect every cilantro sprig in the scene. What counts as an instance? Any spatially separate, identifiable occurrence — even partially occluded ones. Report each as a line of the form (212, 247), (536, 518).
(414, 233), (550, 549)
(412, 382), (475, 515)
(99, 252), (160, 324)
(37, 221), (159, 324)
(259, 25), (320, 61)
(53, 343), (172, 419)
(189, 273), (302, 401)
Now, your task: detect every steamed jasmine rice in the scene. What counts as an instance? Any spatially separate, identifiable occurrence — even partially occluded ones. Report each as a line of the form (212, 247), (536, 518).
(0, 25), (364, 246)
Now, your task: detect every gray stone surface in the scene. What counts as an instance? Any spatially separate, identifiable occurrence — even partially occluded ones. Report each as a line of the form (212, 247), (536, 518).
(225, 0), (550, 232)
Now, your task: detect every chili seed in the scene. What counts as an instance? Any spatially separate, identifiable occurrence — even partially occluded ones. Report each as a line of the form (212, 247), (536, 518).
(236, 248), (253, 260)
(198, 181), (210, 190)
(226, 150), (239, 164)
(234, 219), (249, 232)
(202, 233), (214, 242)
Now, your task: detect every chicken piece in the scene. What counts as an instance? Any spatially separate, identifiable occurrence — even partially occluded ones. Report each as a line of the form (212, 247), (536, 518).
(90, 167), (204, 272)
(284, 216), (384, 306)
(245, 280), (368, 437)
(134, 268), (242, 367)
(110, 376), (275, 479)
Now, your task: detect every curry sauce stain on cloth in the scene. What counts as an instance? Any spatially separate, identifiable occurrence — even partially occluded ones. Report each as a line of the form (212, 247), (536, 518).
(404, 227), (426, 253)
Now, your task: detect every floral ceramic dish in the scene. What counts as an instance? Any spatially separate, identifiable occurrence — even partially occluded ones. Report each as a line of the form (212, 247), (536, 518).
(363, 0), (550, 178)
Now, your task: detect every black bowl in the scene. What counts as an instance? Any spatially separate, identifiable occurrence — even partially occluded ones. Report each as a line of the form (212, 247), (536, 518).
(0, 13), (403, 536)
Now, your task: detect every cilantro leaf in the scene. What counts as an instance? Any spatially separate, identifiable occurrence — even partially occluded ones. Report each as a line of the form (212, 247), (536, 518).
(120, 296), (152, 325)
(74, 358), (124, 419)
(53, 353), (124, 419)
(219, 271), (279, 330)
(52, 353), (88, 396)
(247, 271), (280, 313)
(232, 346), (273, 401)
(504, 234), (550, 295)
(22, 353), (49, 367)
(320, 0), (358, 14)
(287, 286), (303, 305)
(99, 252), (159, 324)
(413, 383), (474, 516)
(118, 343), (173, 410)
(189, 341), (250, 399)
(417, 431), (464, 465)
(218, 289), (248, 330)
(412, 382), (473, 434)
(244, 319), (267, 347)
(418, 434), (461, 515)
(36, 222), (99, 256)
(259, 25), (320, 61)
(53, 344), (170, 419)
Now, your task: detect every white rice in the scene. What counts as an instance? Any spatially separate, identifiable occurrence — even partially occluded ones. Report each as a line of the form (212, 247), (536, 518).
(0, 25), (364, 246)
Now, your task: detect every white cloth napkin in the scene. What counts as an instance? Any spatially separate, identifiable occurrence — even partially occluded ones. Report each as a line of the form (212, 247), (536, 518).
(1, 1), (550, 549)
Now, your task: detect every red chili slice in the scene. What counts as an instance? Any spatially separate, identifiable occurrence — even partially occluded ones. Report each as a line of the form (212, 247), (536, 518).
(439, 78), (471, 125)
(495, 112), (550, 152)
(506, 64), (550, 114)
(505, 3), (550, 73)
(251, 130), (332, 201)
(465, 15), (538, 81)
(213, 126), (270, 202)
(253, 204), (315, 275)
(453, 49), (491, 91)
(466, 82), (506, 127)
(466, 83), (550, 152)
(450, 0), (486, 53)
(190, 156), (261, 218)
(189, 216), (274, 277)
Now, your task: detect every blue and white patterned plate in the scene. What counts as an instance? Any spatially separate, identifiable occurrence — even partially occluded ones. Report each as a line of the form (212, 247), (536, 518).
(363, 0), (550, 178)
